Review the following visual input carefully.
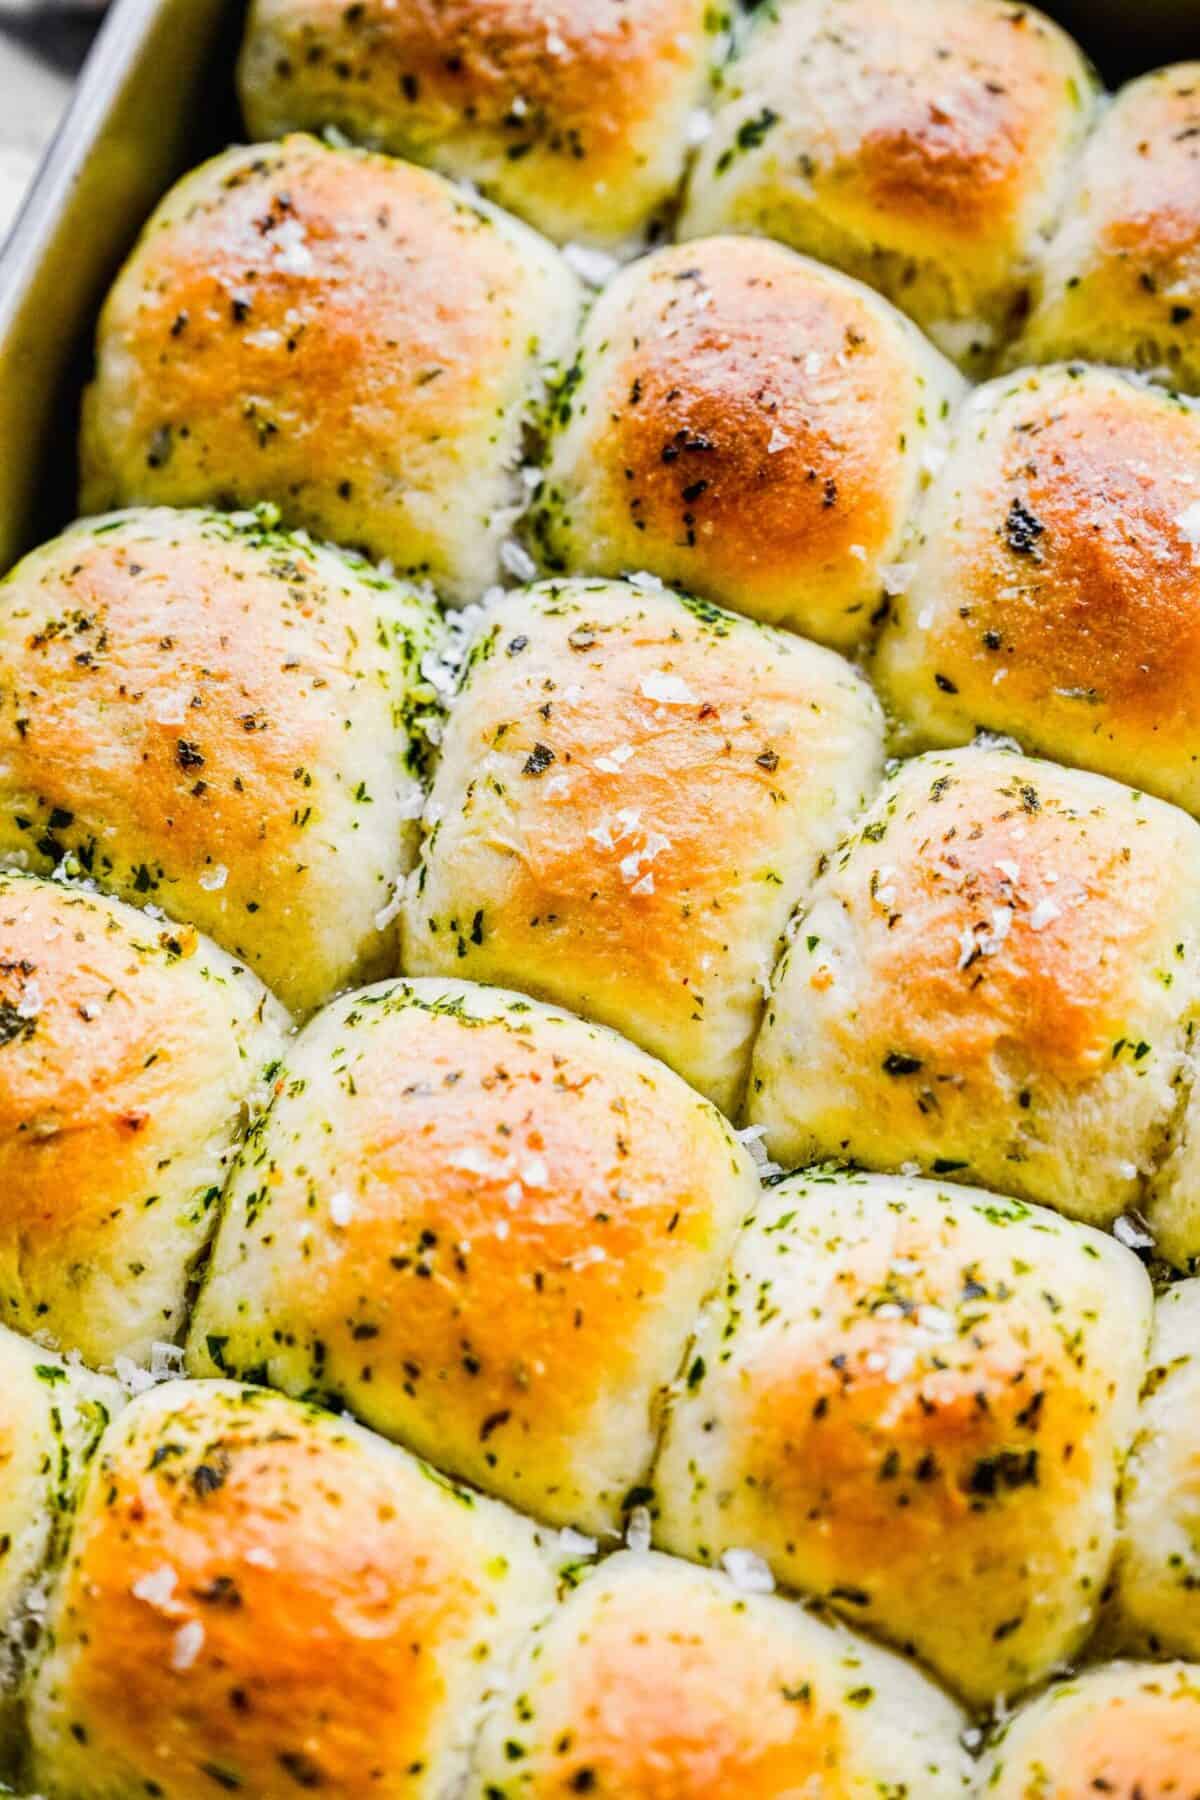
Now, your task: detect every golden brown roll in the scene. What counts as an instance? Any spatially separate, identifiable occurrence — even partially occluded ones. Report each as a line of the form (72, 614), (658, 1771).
(189, 978), (758, 1534)
(79, 136), (580, 601)
(0, 870), (288, 1366)
(532, 237), (964, 649)
(469, 1549), (973, 1798)
(654, 1168), (1149, 1707)
(1112, 1279), (1200, 1657)
(749, 746), (1200, 1235)
(239, 0), (715, 251)
(1015, 65), (1200, 393)
(981, 1661), (1200, 1797)
(0, 1330), (121, 1770)
(875, 365), (1200, 815)
(27, 1379), (558, 1800)
(679, 0), (1096, 374)
(402, 577), (884, 1112)
(0, 507), (441, 1016)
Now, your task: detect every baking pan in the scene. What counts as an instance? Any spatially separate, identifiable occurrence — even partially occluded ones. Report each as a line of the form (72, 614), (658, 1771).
(0, 0), (1197, 578)
(0, 0), (242, 571)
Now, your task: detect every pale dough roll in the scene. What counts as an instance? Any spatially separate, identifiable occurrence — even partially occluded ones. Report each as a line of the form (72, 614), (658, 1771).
(403, 577), (884, 1112)
(80, 136), (580, 602)
(1015, 65), (1200, 393)
(749, 747), (1200, 1237)
(0, 870), (288, 1366)
(239, 0), (715, 250)
(469, 1549), (973, 1798)
(0, 507), (441, 1015)
(654, 1168), (1150, 1707)
(534, 237), (963, 650)
(27, 1380), (558, 1800)
(680, 0), (1096, 373)
(190, 978), (758, 1534)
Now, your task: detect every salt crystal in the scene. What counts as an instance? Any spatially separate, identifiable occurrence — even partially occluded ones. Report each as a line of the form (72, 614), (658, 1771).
(1114, 1213), (1154, 1250)
(170, 1620), (205, 1672)
(625, 1506), (652, 1554)
(1028, 897), (1061, 932)
(499, 540), (538, 583)
(640, 672), (697, 705)
(273, 218), (314, 275)
(199, 864), (228, 893)
(721, 1548), (775, 1594)
(329, 1190), (354, 1228)
(881, 562), (915, 596)
(131, 1565), (178, 1611)
(562, 243), (620, 288)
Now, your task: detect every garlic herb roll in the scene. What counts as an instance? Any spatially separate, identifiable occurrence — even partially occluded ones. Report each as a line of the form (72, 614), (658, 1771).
(655, 1168), (1150, 1707)
(981, 1662), (1200, 1798)
(404, 578), (884, 1111)
(0, 1331), (121, 1769)
(0, 508), (441, 1016)
(27, 1380), (558, 1800)
(0, 871), (287, 1366)
(875, 367), (1200, 815)
(80, 136), (580, 601)
(749, 748), (1200, 1237)
(1016, 64), (1200, 393)
(239, 0), (715, 251)
(190, 979), (758, 1533)
(533, 238), (963, 649)
(470, 1550), (973, 1799)
(680, 0), (1096, 374)
(1113, 1280), (1200, 1658)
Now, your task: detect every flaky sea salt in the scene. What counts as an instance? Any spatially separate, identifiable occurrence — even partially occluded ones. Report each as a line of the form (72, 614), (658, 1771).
(721, 1548), (775, 1594)
(1114, 1213), (1154, 1250)
(171, 1620), (205, 1672)
(562, 243), (621, 288)
(1029, 897), (1062, 932)
(625, 1506), (652, 1554)
(640, 672), (697, 705)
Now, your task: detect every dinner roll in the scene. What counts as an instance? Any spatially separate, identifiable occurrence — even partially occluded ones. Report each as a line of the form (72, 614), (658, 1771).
(0, 870), (287, 1367)
(875, 366), (1200, 815)
(679, 0), (1096, 373)
(1015, 65), (1200, 393)
(749, 747), (1200, 1234)
(239, 0), (715, 251)
(981, 1661), (1200, 1797)
(0, 1331), (121, 1770)
(27, 1380), (557, 1800)
(402, 578), (883, 1111)
(655, 1168), (1149, 1707)
(190, 978), (758, 1534)
(0, 507), (441, 1016)
(1112, 1280), (1200, 1657)
(532, 238), (964, 650)
(470, 1549), (973, 1798)
(79, 135), (580, 601)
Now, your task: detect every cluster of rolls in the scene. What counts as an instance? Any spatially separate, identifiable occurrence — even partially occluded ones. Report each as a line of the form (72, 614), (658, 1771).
(3, 0), (1200, 1793)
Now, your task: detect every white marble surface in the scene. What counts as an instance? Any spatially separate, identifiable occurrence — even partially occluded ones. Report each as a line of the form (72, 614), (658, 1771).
(0, 15), (96, 244)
